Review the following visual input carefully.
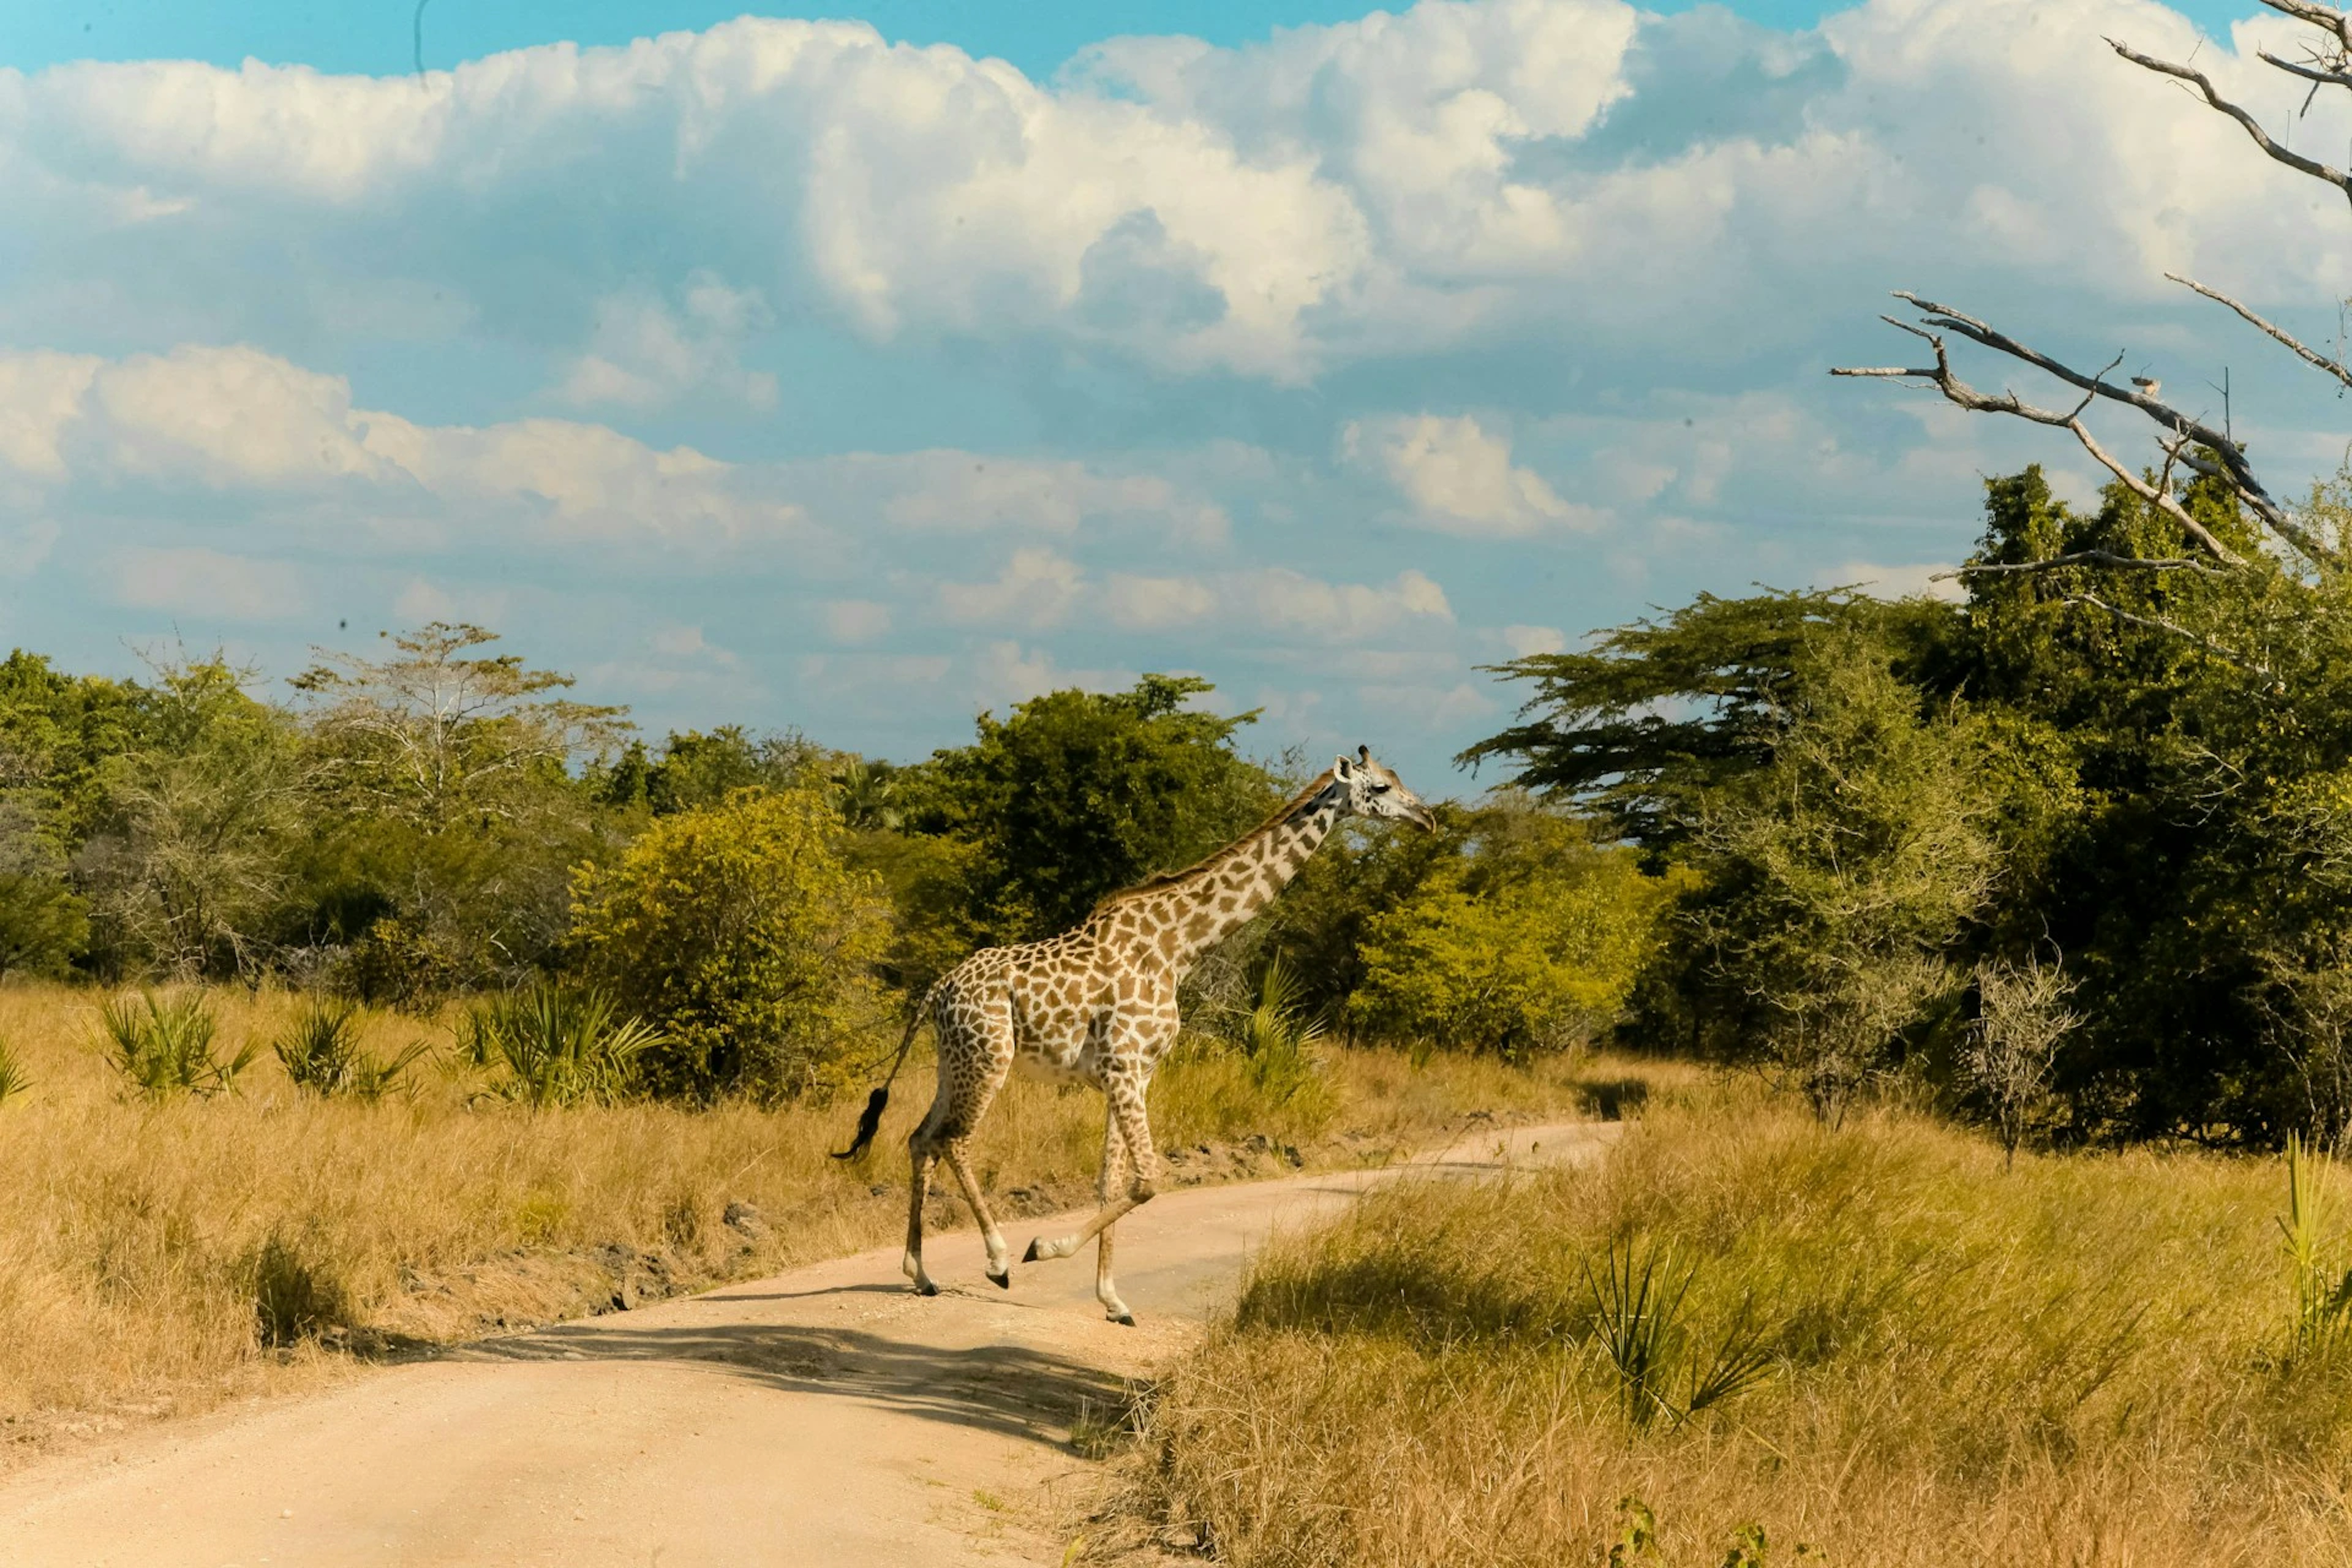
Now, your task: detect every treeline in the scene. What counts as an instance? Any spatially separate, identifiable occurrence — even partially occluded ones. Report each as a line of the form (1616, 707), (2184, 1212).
(0, 626), (1661, 1101)
(1471, 464), (2352, 1147)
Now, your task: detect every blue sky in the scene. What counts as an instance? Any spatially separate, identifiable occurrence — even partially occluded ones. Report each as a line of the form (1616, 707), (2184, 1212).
(0, 0), (2339, 791)
(12, 1), (2256, 78)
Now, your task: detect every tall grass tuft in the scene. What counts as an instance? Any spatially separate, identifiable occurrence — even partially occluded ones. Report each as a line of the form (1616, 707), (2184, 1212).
(1137, 1084), (2352, 1567)
(249, 1232), (352, 1348)
(99, 990), (256, 1099)
(1587, 1240), (1689, 1427)
(462, 984), (662, 1107)
(274, 998), (429, 1101)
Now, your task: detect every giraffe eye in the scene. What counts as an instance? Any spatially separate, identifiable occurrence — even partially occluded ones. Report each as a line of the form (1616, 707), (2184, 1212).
(1370, 783), (1390, 794)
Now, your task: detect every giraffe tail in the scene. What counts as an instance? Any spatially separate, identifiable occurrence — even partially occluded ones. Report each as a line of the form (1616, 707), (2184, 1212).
(831, 997), (930, 1161)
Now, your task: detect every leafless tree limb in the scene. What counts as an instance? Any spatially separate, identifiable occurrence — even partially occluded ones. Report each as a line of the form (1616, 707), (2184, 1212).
(2067, 592), (2274, 678)
(2261, 1), (2352, 53)
(2258, 50), (2352, 92)
(1943, 551), (2224, 578)
(1837, 293), (2346, 568)
(2107, 37), (2352, 205)
(1831, 319), (2256, 565)
(2167, 272), (2352, 392)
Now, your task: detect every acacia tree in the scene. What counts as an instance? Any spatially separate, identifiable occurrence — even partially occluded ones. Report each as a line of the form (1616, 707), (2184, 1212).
(292, 625), (629, 995)
(293, 623), (626, 828)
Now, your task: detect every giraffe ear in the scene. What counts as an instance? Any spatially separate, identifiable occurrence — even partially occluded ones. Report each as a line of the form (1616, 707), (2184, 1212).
(1332, 754), (1354, 780)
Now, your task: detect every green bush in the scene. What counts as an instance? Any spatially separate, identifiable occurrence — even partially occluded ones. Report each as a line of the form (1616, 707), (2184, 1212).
(571, 785), (892, 1101)
(1349, 810), (1674, 1058)
(99, 990), (256, 1098)
(460, 984), (660, 1107)
(0, 871), (87, 980)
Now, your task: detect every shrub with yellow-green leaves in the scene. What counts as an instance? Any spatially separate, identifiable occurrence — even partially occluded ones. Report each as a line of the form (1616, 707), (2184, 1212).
(1348, 808), (1676, 1058)
(570, 786), (892, 1102)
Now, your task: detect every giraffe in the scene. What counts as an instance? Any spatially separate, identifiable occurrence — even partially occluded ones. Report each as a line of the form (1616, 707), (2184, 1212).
(832, 746), (1435, 1324)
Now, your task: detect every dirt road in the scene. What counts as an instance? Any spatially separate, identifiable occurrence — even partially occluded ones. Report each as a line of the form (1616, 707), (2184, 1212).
(0, 1120), (1610, 1567)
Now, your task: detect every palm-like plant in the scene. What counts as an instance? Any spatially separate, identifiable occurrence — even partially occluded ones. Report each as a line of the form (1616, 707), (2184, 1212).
(1240, 957), (1325, 1102)
(0, 1035), (28, 1107)
(464, 984), (662, 1107)
(1585, 1238), (1776, 1428)
(99, 990), (256, 1099)
(274, 998), (429, 1101)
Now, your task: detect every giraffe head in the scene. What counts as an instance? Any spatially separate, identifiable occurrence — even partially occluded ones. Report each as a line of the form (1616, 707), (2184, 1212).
(1332, 745), (1436, 830)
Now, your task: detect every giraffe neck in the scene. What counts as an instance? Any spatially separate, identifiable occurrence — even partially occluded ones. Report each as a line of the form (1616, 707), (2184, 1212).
(1119, 782), (1344, 970)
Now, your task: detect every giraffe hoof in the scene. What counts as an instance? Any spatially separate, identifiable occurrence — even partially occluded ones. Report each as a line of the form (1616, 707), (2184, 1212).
(1111, 1312), (1136, 1327)
(987, 1268), (1011, 1290)
(914, 1280), (939, 1298)
(1022, 1238), (1042, 1264)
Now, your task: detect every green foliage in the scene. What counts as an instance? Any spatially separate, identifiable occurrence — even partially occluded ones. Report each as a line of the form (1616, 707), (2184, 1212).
(1231, 813), (1463, 1029)
(287, 625), (625, 997)
(1686, 628), (2003, 1118)
(99, 990), (257, 1099)
(0, 869), (88, 981)
(461, 984), (662, 1107)
(902, 674), (1280, 943)
(1349, 800), (1675, 1059)
(1608, 1497), (1661, 1567)
(294, 623), (625, 827)
(1463, 589), (1956, 854)
(78, 656), (308, 981)
(571, 787), (892, 1101)
(1465, 466), (2352, 1137)
(597, 726), (823, 815)
(273, 997), (429, 1100)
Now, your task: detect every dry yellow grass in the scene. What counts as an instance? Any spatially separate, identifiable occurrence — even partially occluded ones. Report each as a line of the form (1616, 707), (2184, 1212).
(1130, 1072), (2352, 1567)
(0, 980), (1580, 1466)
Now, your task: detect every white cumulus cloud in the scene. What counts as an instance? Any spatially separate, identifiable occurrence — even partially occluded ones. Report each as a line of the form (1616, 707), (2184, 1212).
(1346, 413), (1599, 537)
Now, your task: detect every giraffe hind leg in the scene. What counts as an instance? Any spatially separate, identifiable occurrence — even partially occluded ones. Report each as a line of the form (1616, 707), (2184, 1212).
(903, 1120), (939, 1297)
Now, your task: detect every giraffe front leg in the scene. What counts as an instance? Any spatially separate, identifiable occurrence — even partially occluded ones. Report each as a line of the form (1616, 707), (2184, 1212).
(903, 1129), (939, 1297)
(1096, 1226), (1131, 1326)
(940, 1136), (1013, 1288)
(1023, 1069), (1159, 1325)
(1023, 1095), (1123, 1267)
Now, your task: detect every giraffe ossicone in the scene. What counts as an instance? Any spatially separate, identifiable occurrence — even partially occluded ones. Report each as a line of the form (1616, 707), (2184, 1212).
(834, 746), (1435, 1324)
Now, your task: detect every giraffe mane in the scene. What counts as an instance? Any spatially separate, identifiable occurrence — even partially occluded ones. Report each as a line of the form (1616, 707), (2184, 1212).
(1088, 769), (1338, 915)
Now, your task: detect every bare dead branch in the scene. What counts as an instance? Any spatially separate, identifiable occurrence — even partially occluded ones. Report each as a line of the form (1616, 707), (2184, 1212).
(2259, 50), (2352, 92)
(1945, 551), (2223, 578)
(2109, 38), (2352, 205)
(2261, 1), (2352, 51)
(2167, 271), (2352, 391)
(1832, 318), (2251, 565)
(1871, 293), (2338, 565)
(2066, 592), (2274, 678)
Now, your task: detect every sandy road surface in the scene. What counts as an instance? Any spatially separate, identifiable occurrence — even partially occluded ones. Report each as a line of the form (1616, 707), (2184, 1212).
(0, 1120), (1612, 1567)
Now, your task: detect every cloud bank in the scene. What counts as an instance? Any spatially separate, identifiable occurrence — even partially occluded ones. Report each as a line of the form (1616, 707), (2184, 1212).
(0, 0), (2340, 782)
